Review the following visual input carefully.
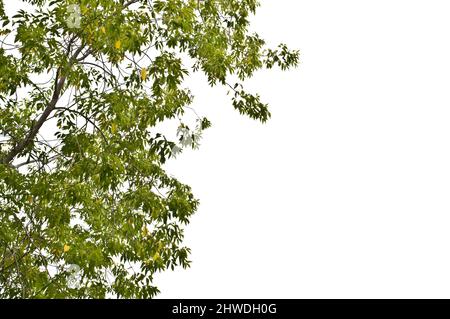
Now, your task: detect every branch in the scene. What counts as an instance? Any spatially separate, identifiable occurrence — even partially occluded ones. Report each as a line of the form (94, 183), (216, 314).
(0, 0), (140, 166)
(54, 107), (109, 144)
(125, 0), (140, 6)
(13, 155), (58, 169)
(1, 45), (86, 165)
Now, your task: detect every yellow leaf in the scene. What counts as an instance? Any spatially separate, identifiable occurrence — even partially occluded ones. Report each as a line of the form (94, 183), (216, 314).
(101, 26), (106, 34)
(142, 226), (149, 237)
(111, 122), (117, 134)
(27, 196), (33, 204)
(63, 244), (70, 253)
(153, 252), (160, 260)
(115, 40), (121, 49)
(140, 68), (148, 81)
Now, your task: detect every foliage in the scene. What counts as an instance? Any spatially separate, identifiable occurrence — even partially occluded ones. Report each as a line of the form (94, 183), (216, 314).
(0, 0), (298, 298)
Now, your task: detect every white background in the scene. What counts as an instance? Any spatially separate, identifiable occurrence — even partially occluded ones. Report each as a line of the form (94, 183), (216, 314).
(5, 0), (450, 298)
(155, 0), (450, 298)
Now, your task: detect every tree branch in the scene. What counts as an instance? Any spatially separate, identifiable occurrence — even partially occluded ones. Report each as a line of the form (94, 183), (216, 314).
(0, 0), (141, 166)
(1, 45), (86, 165)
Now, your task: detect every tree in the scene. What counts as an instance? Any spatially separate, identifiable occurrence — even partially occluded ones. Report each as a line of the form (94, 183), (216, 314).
(0, 0), (298, 298)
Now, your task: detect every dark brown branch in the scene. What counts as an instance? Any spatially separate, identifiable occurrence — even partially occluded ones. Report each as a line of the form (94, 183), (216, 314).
(1, 45), (86, 165)
(0, 0), (141, 165)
